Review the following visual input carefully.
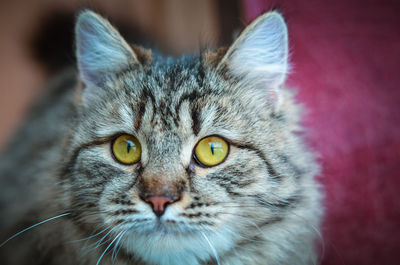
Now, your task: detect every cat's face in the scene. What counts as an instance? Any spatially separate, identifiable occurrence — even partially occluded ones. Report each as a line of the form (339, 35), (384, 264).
(64, 10), (299, 264)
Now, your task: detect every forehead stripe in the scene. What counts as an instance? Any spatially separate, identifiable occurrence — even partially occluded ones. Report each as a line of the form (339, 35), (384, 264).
(133, 100), (147, 130)
(191, 106), (201, 136)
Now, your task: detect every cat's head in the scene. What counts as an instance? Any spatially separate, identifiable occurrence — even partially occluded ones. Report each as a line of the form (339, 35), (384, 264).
(64, 9), (297, 264)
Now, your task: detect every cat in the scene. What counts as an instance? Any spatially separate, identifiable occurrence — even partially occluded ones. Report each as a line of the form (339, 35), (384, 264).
(0, 9), (322, 265)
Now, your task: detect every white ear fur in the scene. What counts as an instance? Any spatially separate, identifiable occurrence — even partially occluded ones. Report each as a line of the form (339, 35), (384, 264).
(75, 10), (137, 86)
(219, 11), (289, 105)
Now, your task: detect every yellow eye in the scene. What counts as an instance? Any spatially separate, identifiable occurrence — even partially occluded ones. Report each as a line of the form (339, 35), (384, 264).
(194, 136), (229, 167)
(112, 134), (141, 165)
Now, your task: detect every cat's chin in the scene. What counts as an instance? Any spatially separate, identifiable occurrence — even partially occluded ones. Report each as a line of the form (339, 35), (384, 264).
(120, 222), (235, 265)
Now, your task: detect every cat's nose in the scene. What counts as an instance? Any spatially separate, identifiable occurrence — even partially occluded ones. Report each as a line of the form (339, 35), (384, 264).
(144, 195), (176, 217)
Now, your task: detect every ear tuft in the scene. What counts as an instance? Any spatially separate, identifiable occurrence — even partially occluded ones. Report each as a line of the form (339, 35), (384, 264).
(218, 11), (289, 106)
(75, 10), (138, 86)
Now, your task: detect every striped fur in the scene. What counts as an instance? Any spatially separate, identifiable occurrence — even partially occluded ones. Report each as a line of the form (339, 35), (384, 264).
(0, 10), (322, 265)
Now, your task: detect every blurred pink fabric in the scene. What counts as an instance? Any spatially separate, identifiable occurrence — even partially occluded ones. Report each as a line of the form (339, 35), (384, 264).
(243, 0), (400, 264)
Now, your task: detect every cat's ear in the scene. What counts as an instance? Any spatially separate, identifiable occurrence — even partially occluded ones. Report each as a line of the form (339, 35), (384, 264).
(75, 10), (138, 87)
(218, 11), (289, 107)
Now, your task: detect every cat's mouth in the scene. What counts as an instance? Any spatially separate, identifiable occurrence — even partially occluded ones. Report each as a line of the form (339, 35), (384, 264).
(124, 216), (204, 235)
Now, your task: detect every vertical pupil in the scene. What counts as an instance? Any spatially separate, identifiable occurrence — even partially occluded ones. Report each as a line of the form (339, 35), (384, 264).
(126, 140), (133, 153)
(210, 143), (215, 155)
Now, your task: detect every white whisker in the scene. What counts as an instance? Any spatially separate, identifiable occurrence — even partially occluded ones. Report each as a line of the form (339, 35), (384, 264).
(111, 230), (127, 262)
(81, 220), (128, 255)
(69, 225), (112, 244)
(200, 231), (221, 265)
(94, 224), (123, 249)
(96, 230), (126, 265)
(0, 213), (70, 248)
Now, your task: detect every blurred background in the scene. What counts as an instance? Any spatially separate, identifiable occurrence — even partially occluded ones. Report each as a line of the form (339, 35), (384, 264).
(0, 0), (399, 264)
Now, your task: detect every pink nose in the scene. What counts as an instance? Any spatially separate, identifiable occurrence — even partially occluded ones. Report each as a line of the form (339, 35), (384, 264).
(144, 196), (174, 217)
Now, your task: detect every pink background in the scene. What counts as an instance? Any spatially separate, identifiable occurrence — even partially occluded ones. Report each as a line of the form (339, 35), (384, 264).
(244, 0), (400, 264)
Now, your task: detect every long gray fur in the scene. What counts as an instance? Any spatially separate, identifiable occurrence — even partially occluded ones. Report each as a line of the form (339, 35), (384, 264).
(0, 10), (322, 265)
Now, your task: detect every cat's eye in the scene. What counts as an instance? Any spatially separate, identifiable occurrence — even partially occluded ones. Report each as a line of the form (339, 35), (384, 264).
(194, 136), (229, 167)
(112, 134), (141, 165)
